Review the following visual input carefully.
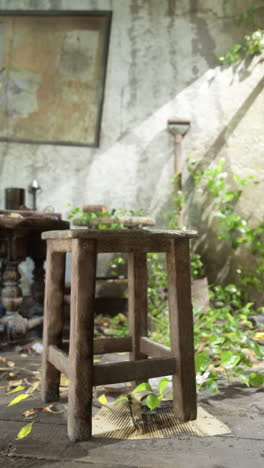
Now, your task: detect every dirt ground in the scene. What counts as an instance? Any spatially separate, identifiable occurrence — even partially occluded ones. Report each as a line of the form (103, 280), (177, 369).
(0, 345), (263, 468)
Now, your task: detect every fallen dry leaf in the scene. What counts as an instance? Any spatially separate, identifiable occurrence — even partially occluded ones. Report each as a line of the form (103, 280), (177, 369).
(7, 360), (15, 368)
(0, 359), (15, 368)
(251, 361), (264, 370)
(98, 394), (108, 405)
(242, 348), (257, 362)
(253, 332), (264, 341)
(8, 393), (30, 406)
(23, 407), (43, 418)
(43, 405), (64, 414)
(60, 374), (69, 387)
(27, 380), (40, 394)
(23, 405), (64, 418)
(7, 385), (25, 394)
(104, 386), (120, 393)
(7, 379), (23, 390)
(16, 422), (33, 439)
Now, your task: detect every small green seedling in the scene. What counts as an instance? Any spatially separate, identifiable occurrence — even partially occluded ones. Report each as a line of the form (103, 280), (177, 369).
(114, 377), (172, 411)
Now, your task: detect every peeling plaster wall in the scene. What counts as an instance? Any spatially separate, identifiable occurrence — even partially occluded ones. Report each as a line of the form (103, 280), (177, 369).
(0, 0), (263, 288)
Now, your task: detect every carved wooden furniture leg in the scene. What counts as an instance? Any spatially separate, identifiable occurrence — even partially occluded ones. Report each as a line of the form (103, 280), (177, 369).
(166, 238), (197, 421)
(42, 243), (66, 402)
(31, 257), (45, 312)
(0, 261), (27, 338)
(68, 239), (97, 442)
(128, 252), (148, 364)
(1, 261), (23, 315)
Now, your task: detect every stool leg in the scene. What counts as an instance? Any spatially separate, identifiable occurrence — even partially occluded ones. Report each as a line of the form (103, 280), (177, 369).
(68, 239), (97, 442)
(128, 252), (148, 368)
(166, 239), (197, 421)
(42, 245), (65, 402)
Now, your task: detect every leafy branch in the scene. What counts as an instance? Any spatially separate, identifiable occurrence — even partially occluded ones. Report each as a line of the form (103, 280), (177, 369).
(219, 2), (264, 64)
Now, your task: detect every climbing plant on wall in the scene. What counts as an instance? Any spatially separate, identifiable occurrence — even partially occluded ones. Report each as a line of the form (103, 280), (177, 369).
(219, 1), (264, 64)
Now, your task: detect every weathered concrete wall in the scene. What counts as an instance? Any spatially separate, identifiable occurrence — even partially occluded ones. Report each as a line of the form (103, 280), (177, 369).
(186, 74), (264, 291)
(0, 0), (263, 290)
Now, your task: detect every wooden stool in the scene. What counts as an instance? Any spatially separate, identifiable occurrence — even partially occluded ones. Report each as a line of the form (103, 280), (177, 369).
(41, 229), (198, 442)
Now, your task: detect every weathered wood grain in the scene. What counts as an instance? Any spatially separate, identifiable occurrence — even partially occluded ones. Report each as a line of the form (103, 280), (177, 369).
(166, 238), (197, 421)
(140, 337), (172, 358)
(62, 336), (132, 355)
(42, 229), (198, 253)
(128, 252), (148, 364)
(93, 357), (177, 386)
(48, 238), (72, 253)
(41, 243), (65, 402)
(94, 336), (132, 354)
(96, 238), (171, 253)
(48, 345), (69, 377)
(42, 228), (198, 240)
(0, 215), (69, 231)
(68, 238), (97, 442)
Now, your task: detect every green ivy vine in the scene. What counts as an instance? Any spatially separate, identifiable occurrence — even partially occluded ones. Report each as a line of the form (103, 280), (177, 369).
(219, 2), (264, 64)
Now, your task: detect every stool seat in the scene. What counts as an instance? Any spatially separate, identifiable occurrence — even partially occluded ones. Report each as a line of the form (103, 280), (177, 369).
(41, 229), (198, 442)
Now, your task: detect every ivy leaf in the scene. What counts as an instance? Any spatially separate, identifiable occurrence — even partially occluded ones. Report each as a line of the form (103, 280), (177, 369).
(206, 379), (218, 394)
(8, 394), (30, 406)
(225, 284), (239, 294)
(220, 351), (243, 369)
(237, 374), (250, 387)
(16, 422), (33, 440)
(253, 342), (264, 359)
(158, 378), (170, 396)
(145, 394), (162, 411)
(209, 335), (225, 346)
(195, 351), (211, 373)
(248, 373), (264, 387)
(132, 382), (152, 393)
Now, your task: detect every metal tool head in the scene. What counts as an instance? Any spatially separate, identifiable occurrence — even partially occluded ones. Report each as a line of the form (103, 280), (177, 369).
(167, 118), (191, 136)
